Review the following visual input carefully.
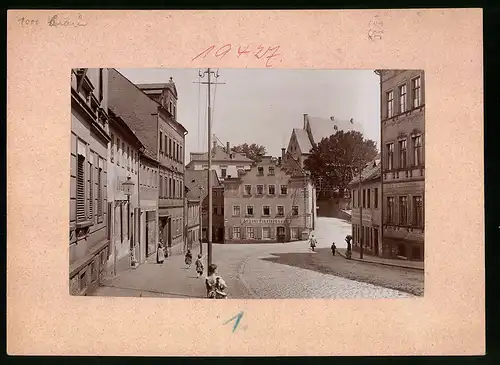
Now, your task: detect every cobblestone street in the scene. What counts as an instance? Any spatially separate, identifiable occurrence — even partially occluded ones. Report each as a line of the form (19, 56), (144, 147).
(93, 218), (416, 299)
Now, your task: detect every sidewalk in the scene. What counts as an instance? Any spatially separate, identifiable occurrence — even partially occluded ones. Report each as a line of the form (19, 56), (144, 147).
(90, 243), (208, 298)
(337, 248), (424, 271)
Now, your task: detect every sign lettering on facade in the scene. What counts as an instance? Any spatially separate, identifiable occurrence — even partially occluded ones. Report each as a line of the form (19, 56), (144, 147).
(241, 218), (286, 224)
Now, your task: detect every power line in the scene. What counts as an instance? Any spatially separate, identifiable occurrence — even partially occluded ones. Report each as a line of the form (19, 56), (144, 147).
(211, 68), (219, 130)
(197, 69), (201, 151)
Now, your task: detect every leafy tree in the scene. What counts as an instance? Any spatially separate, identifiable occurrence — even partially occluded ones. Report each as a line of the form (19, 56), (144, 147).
(231, 143), (267, 163)
(303, 131), (378, 196)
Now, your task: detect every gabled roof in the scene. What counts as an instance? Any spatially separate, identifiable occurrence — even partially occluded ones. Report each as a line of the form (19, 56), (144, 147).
(293, 128), (313, 154)
(348, 160), (381, 186)
(184, 169), (222, 200)
(189, 145), (253, 163)
(307, 116), (363, 145)
(136, 78), (178, 98)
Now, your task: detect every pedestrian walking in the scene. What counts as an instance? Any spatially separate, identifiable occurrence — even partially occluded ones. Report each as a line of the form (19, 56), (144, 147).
(309, 234), (317, 252)
(195, 254), (204, 278)
(185, 249), (193, 269)
(156, 242), (165, 264)
(345, 235), (352, 259)
(331, 242), (337, 256)
(205, 264), (228, 299)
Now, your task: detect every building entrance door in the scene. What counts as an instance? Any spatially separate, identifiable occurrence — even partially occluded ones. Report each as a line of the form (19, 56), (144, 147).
(277, 226), (285, 242)
(373, 228), (379, 256)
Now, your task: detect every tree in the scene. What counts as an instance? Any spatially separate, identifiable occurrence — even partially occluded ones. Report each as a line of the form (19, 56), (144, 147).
(303, 131), (378, 197)
(231, 143), (267, 163)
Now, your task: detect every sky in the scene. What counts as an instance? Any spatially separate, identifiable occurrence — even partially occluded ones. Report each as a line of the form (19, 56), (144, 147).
(118, 68), (381, 158)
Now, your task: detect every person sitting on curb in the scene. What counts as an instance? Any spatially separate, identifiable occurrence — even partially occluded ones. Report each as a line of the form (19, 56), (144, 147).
(205, 264), (228, 299)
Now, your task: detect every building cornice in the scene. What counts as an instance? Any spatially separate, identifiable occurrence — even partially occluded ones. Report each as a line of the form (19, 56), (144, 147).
(71, 90), (111, 144)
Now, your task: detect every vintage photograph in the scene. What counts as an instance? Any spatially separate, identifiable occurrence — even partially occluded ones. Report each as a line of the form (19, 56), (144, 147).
(69, 68), (425, 299)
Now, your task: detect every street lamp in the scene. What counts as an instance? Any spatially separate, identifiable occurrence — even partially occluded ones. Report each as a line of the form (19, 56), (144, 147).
(198, 186), (204, 256)
(122, 176), (135, 201)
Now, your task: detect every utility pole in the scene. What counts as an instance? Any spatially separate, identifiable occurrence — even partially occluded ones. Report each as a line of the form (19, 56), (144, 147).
(194, 68), (225, 268)
(358, 162), (364, 259)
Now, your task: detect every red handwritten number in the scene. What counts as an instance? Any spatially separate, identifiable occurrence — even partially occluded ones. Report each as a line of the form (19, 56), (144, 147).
(237, 45), (251, 58)
(254, 45), (268, 60)
(192, 45), (215, 61)
(265, 46), (281, 68)
(215, 44), (232, 59)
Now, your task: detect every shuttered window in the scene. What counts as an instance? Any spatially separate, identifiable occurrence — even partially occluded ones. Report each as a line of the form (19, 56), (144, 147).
(76, 154), (86, 222)
(97, 166), (103, 219)
(88, 161), (93, 220)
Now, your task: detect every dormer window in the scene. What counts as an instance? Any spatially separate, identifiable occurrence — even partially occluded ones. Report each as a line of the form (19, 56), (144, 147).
(257, 167), (264, 176)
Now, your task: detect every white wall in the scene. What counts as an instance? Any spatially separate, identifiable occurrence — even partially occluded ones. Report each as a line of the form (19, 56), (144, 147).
(106, 128), (140, 271)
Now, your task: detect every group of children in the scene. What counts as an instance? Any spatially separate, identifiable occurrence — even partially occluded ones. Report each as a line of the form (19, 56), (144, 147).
(184, 249), (204, 278)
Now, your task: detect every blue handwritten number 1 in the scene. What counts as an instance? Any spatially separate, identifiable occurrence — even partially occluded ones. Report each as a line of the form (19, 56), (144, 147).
(224, 311), (244, 332)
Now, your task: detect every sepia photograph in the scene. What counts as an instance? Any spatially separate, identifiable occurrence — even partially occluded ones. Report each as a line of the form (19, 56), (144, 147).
(70, 68), (425, 299)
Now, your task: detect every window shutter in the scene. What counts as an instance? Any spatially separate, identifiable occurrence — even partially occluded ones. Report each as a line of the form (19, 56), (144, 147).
(88, 161), (93, 220)
(97, 167), (102, 218)
(76, 154), (86, 222)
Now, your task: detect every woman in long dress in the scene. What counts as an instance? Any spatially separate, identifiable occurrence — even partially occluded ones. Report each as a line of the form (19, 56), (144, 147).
(157, 242), (165, 264)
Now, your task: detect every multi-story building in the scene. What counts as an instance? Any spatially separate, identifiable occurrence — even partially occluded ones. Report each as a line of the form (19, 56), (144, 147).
(186, 141), (253, 181)
(377, 70), (425, 261)
(106, 109), (143, 274)
(138, 153), (160, 261)
(184, 169), (225, 243)
(285, 113), (363, 169)
(70, 68), (110, 295)
(224, 156), (316, 243)
(349, 159), (382, 256)
(108, 70), (188, 259)
(184, 193), (201, 251)
(136, 81), (188, 255)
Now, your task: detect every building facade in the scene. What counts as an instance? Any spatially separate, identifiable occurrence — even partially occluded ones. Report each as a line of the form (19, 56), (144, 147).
(185, 169), (225, 243)
(138, 154), (160, 262)
(137, 81), (188, 256)
(106, 109), (143, 274)
(186, 141), (253, 181)
(184, 183), (201, 251)
(378, 70), (425, 261)
(224, 156), (316, 243)
(349, 160), (382, 256)
(108, 70), (189, 260)
(70, 68), (110, 295)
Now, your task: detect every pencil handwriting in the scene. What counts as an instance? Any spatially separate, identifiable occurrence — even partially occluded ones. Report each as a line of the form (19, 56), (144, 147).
(48, 14), (87, 27)
(193, 44), (283, 68)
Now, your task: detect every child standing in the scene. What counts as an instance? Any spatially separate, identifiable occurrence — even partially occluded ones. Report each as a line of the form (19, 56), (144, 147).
(195, 254), (204, 278)
(185, 249), (193, 269)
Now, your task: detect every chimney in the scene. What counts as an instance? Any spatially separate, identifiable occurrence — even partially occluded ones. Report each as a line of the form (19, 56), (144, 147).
(278, 157), (282, 165)
(281, 148), (286, 160)
(226, 142), (230, 153)
(303, 114), (308, 129)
